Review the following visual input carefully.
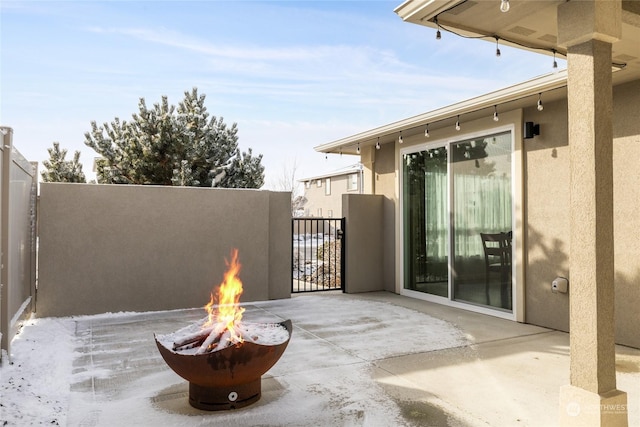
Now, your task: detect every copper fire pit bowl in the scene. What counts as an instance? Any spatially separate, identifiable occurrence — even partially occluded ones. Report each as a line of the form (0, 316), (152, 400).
(155, 319), (292, 411)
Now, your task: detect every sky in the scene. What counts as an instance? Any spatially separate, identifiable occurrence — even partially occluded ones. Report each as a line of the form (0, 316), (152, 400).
(0, 0), (562, 189)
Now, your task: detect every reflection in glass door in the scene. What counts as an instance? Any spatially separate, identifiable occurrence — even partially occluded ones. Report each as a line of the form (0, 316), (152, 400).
(403, 146), (448, 297)
(402, 131), (513, 311)
(451, 133), (512, 310)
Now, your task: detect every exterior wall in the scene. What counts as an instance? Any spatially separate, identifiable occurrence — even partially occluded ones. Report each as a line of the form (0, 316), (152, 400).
(524, 79), (640, 349)
(361, 147), (376, 194)
(610, 79), (640, 348)
(302, 172), (360, 217)
(343, 194), (384, 293)
(371, 143), (397, 293)
(368, 96), (639, 347)
(37, 183), (291, 318)
(523, 96), (571, 332)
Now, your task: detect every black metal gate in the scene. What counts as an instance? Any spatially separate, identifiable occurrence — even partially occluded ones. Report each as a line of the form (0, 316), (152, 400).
(292, 218), (345, 293)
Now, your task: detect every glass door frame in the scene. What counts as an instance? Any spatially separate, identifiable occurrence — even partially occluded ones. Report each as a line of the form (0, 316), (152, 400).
(399, 123), (520, 321)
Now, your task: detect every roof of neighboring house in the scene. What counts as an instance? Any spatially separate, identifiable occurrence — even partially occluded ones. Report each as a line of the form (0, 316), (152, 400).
(298, 163), (363, 182)
(314, 71), (570, 156)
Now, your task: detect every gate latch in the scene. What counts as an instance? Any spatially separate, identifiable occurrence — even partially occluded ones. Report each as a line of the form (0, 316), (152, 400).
(336, 229), (344, 239)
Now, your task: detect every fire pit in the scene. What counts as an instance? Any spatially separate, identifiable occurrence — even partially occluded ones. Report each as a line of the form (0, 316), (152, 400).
(154, 249), (292, 411)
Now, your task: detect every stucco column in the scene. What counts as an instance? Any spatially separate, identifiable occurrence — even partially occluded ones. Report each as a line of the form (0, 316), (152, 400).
(557, 1), (627, 425)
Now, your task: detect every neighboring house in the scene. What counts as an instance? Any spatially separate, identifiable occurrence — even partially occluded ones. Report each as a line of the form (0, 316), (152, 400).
(316, 2), (638, 423)
(298, 163), (363, 217)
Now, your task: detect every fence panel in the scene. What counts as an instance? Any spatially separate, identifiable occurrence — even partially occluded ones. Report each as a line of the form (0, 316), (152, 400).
(292, 218), (344, 293)
(1, 127), (38, 356)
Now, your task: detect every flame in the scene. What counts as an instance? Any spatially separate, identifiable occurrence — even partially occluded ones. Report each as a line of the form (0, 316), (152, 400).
(204, 248), (245, 343)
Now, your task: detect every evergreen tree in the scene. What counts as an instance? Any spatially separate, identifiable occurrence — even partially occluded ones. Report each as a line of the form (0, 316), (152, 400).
(41, 142), (87, 183)
(84, 88), (264, 188)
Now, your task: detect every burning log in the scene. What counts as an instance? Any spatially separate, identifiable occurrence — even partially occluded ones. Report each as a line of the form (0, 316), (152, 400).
(172, 319), (249, 354)
(196, 326), (229, 354)
(172, 326), (215, 351)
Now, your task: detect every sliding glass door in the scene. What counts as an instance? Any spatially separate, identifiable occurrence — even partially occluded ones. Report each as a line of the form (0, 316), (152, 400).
(403, 147), (448, 297)
(403, 131), (513, 311)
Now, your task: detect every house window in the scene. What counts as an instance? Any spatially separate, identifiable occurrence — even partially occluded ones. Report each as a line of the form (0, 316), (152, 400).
(305, 181), (311, 189)
(327, 210), (333, 218)
(347, 173), (358, 191)
(325, 178), (331, 195)
(317, 208), (322, 217)
(402, 130), (513, 312)
(317, 180), (322, 188)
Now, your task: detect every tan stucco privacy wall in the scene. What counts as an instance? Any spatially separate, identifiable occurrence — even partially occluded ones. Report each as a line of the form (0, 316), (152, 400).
(342, 194), (385, 293)
(36, 183), (291, 318)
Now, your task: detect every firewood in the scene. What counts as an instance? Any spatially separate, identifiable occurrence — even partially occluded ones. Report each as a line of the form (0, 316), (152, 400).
(196, 326), (226, 354)
(215, 330), (232, 351)
(172, 326), (214, 351)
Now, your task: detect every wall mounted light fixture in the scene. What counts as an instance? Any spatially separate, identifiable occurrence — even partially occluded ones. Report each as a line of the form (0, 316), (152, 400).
(524, 121), (540, 139)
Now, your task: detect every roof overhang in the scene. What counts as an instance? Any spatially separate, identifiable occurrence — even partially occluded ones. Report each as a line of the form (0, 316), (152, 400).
(315, 70), (567, 155)
(316, 0), (639, 156)
(394, 0), (640, 82)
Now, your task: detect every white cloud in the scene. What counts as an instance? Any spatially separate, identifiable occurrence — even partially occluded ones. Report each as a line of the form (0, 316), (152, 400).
(3, 1), (557, 190)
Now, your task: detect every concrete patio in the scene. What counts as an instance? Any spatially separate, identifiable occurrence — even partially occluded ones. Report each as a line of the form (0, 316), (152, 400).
(4, 291), (640, 426)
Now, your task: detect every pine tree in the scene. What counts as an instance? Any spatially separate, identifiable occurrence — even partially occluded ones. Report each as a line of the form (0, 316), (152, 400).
(41, 142), (87, 183)
(84, 88), (265, 188)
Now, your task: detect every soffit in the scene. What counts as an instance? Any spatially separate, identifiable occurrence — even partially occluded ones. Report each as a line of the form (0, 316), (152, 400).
(394, 0), (640, 85)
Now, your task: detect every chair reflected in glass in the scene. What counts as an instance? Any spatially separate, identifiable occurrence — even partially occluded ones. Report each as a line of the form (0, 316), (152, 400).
(480, 231), (512, 309)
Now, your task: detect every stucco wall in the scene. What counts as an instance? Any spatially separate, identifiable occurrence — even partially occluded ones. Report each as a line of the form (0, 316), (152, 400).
(343, 194), (384, 293)
(611, 79), (640, 348)
(37, 183), (291, 318)
(524, 79), (640, 348)
(372, 143), (397, 293)
(523, 96), (571, 332)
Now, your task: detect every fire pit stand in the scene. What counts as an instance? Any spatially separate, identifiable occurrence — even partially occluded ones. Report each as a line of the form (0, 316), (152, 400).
(189, 380), (261, 410)
(155, 319), (292, 411)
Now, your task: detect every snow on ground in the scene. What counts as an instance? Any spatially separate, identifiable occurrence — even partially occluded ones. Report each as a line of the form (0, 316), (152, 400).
(0, 295), (469, 426)
(0, 317), (76, 425)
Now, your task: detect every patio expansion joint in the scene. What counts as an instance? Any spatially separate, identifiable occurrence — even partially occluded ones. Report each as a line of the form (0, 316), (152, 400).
(370, 329), (559, 367)
(74, 320), (97, 403)
(468, 329), (560, 347)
